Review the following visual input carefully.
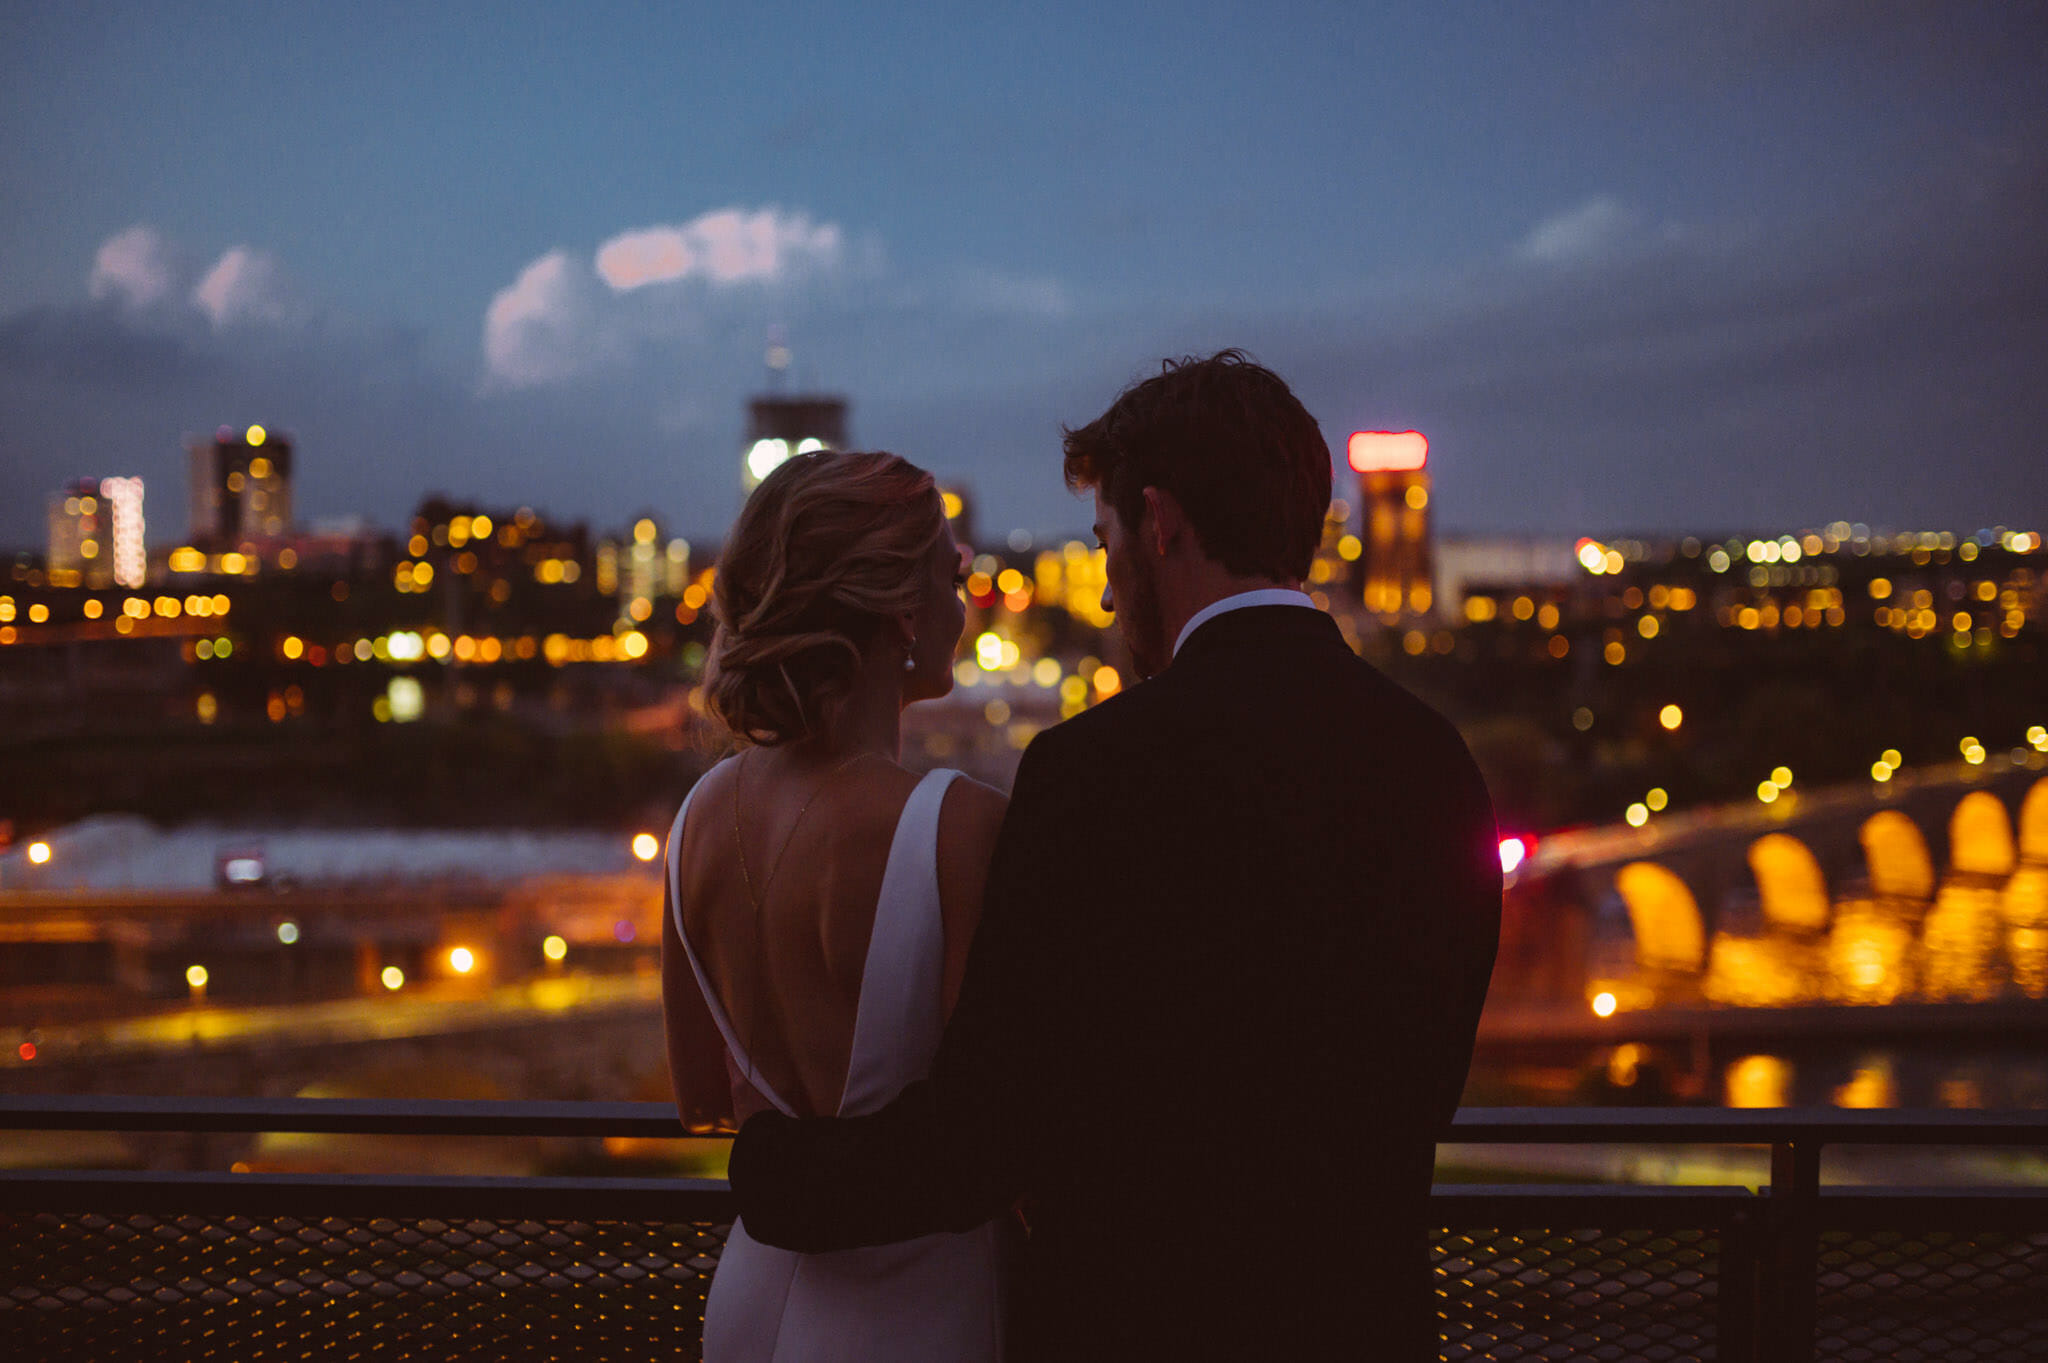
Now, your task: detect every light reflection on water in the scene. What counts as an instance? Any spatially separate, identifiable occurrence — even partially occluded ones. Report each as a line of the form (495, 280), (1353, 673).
(1471, 1040), (2048, 1113)
(1921, 886), (2004, 1002)
(1715, 1048), (2045, 1111)
(1724, 1053), (1792, 1108)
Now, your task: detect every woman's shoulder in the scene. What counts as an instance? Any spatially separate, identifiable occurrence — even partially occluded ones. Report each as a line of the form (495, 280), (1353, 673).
(936, 771), (1008, 851)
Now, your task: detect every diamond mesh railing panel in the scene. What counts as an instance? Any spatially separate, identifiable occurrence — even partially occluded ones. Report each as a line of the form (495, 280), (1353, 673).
(7, 1210), (1749, 1361)
(1, 1210), (727, 1362)
(1435, 1225), (1721, 1362)
(1814, 1228), (2048, 1363)
(6, 1152), (2048, 1361)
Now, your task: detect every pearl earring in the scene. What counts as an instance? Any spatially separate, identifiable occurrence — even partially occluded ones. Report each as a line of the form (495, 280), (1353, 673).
(903, 640), (918, 673)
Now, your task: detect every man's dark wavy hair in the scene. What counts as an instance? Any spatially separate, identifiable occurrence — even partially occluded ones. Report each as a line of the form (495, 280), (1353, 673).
(1061, 349), (1331, 582)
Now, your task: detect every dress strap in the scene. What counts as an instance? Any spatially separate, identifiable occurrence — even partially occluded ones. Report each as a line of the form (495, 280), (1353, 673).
(839, 768), (961, 1117)
(666, 768), (799, 1118)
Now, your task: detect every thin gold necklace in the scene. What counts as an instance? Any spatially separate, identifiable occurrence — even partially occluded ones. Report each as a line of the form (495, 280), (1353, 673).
(732, 748), (872, 912)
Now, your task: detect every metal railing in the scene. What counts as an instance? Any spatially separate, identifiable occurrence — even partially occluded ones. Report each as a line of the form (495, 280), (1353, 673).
(2, 1098), (2044, 1362)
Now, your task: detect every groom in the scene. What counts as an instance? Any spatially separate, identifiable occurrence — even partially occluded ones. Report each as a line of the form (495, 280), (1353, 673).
(730, 351), (1501, 1360)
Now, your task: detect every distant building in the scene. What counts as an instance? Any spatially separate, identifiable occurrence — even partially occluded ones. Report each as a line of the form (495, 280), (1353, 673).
(613, 515), (686, 616)
(188, 425), (292, 547)
(1434, 537), (1582, 615)
(742, 394), (848, 491)
(1350, 430), (1435, 622)
(47, 476), (146, 589)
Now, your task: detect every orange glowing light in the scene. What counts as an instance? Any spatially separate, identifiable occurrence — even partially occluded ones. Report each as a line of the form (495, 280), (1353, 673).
(17, 1042), (34, 1062)
(1347, 430), (1428, 473)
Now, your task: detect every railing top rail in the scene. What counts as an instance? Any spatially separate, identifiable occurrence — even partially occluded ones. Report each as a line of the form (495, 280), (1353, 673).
(0, 1094), (692, 1137)
(3, 1096), (2047, 1144)
(1445, 1105), (2048, 1144)
(0, 1167), (735, 1220)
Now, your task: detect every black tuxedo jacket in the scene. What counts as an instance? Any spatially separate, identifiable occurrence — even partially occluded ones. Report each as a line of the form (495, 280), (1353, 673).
(730, 605), (1501, 1360)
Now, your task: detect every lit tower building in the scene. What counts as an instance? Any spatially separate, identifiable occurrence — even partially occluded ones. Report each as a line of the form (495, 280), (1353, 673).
(1349, 430), (1434, 622)
(626, 517), (662, 605)
(742, 395), (848, 491)
(47, 477), (147, 589)
(599, 517), (691, 624)
(188, 425), (293, 548)
(663, 533), (690, 597)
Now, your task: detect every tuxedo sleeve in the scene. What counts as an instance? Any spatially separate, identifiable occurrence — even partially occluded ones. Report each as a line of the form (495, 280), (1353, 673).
(729, 730), (1084, 1252)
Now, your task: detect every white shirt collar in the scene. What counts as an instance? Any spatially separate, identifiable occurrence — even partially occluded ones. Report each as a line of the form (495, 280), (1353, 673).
(1172, 588), (1319, 658)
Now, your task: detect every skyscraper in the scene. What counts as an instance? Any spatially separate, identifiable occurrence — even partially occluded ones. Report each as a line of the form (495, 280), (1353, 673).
(741, 395), (848, 491)
(1350, 430), (1435, 623)
(47, 476), (146, 589)
(188, 425), (293, 546)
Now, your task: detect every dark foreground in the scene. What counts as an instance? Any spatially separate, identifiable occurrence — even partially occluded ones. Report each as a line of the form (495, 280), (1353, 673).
(4, 1099), (2045, 1361)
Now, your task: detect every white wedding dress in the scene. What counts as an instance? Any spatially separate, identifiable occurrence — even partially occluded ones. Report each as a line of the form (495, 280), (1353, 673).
(666, 765), (1006, 1363)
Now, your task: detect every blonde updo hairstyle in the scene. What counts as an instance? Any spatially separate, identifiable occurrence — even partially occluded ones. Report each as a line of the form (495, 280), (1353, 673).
(705, 451), (946, 746)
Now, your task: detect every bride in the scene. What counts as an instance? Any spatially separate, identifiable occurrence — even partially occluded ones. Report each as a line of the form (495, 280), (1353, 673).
(660, 450), (1011, 1361)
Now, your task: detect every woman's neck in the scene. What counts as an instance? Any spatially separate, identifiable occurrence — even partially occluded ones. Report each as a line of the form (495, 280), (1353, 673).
(790, 655), (903, 765)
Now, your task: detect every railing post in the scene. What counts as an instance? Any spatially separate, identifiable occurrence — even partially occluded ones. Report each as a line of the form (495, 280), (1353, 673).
(1717, 1199), (1765, 1363)
(1764, 1138), (1820, 1363)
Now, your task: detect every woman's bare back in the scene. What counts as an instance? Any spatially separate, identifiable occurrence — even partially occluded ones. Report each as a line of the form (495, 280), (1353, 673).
(670, 751), (1006, 1119)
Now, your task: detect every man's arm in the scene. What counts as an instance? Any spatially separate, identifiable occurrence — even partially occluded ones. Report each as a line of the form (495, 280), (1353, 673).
(730, 732), (1083, 1252)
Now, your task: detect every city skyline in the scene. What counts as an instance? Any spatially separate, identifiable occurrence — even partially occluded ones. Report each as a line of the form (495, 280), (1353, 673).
(3, 2), (2044, 548)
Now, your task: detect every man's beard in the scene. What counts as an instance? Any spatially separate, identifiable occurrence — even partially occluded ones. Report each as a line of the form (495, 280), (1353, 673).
(1119, 551), (1170, 681)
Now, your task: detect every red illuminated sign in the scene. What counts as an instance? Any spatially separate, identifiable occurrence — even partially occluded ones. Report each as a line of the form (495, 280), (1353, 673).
(1348, 430), (1429, 473)
(1498, 836), (1531, 875)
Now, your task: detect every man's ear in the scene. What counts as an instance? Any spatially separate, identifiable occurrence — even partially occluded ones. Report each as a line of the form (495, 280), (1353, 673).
(1141, 486), (1188, 557)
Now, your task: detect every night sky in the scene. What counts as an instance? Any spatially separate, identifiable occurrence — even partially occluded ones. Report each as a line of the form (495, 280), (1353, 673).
(2, 1), (2043, 549)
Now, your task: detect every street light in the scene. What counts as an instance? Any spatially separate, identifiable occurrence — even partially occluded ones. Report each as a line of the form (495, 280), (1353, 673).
(26, 841), (50, 865)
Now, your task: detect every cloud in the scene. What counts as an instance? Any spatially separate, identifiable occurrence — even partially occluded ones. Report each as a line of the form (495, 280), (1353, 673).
(481, 250), (612, 389)
(9, 151), (2042, 559)
(192, 246), (293, 328)
(594, 208), (843, 291)
(1258, 151), (2048, 534)
(89, 226), (180, 310)
(483, 207), (858, 390)
(0, 304), (213, 391)
(1515, 195), (1640, 265)
(483, 205), (1083, 392)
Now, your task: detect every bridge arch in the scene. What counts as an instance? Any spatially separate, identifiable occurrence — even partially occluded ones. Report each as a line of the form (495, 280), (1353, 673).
(1748, 833), (1831, 934)
(2019, 777), (2048, 866)
(1615, 862), (1706, 973)
(1949, 791), (2017, 880)
(1860, 810), (1936, 904)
